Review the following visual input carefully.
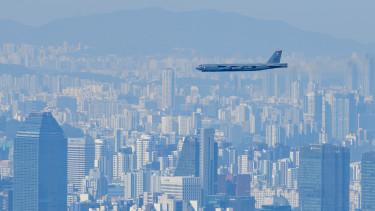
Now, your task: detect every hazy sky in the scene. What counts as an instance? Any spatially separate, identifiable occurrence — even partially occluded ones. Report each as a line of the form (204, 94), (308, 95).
(1, 0), (374, 44)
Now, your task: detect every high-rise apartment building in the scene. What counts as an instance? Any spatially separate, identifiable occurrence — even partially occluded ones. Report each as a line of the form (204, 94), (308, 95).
(161, 69), (175, 111)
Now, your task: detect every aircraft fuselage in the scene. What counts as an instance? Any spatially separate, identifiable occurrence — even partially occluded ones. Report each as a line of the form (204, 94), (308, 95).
(196, 63), (288, 72)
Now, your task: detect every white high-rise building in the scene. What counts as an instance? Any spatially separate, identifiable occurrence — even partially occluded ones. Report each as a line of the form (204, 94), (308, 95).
(160, 176), (201, 201)
(178, 116), (192, 136)
(136, 134), (153, 170)
(113, 152), (125, 181)
(67, 137), (94, 192)
(94, 139), (112, 179)
(238, 154), (250, 174)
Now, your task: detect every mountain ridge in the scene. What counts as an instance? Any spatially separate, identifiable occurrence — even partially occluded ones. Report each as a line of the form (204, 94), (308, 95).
(0, 8), (371, 56)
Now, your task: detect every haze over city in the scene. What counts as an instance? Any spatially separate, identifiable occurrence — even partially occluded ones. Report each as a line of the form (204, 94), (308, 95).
(0, 1), (375, 211)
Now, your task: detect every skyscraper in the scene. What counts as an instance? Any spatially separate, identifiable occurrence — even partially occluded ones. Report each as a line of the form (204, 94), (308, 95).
(321, 94), (332, 141)
(161, 68), (175, 112)
(94, 139), (113, 179)
(192, 111), (202, 131)
(136, 134), (153, 170)
(298, 144), (350, 211)
(304, 91), (323, 130)
(67, 137), (95, 192)
(199, 128), (218, 200)
(361, 151), (375, 211)
(331, 93), (357, 141)
(13, 112), (67, 211)
(174, 136), (199, 177)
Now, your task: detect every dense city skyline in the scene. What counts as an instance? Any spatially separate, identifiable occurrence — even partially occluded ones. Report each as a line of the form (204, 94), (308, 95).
(0, 4), (375, 211)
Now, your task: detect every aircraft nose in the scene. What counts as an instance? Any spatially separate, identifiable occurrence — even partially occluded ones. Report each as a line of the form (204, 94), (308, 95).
(196, 65), (203, 71)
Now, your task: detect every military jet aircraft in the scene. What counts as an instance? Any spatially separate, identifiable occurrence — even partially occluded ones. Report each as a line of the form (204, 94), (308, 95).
(196, 50), (287, 72)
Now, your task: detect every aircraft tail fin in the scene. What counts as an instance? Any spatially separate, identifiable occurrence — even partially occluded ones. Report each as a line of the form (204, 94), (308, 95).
(267, 50), (282, 64)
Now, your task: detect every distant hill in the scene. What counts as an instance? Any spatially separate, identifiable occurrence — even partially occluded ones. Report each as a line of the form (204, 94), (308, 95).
(0, 8), (371, 56)
(0, 20), (33, 43)
(0, 64), (121, 83)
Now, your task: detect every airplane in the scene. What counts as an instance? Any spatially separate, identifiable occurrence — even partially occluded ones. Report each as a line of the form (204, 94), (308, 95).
(196, 50), (287, 72)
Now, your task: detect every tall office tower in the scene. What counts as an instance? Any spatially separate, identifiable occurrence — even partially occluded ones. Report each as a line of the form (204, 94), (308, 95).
(94, 139), (105, 169)
(304, 92), (323, 130)
(136, 134), (153, 170)
(13, 112), (67, 211)
(192, 111), (202, 131)
(67, 137), (95, 192)
(174, 136), (199, 176)
(161, 68), (175, 111)
(331, 93), (357, 141)
(94, 139), (113, 179)
(298, 144), (350, 211)
(114, 129), (124, 152)
(361, 151), (375, 211)
(321, 94), (332, 141)
(199, 128), (218, 199)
